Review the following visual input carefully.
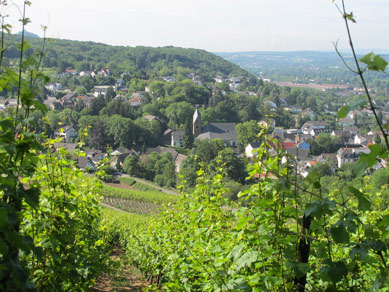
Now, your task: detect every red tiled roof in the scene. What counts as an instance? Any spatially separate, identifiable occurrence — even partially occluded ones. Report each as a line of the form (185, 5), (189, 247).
(283, 142), (296, 149)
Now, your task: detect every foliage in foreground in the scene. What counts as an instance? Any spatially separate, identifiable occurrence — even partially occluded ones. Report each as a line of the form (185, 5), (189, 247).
(106, 133), (388, 291)
(21, 145), (109, 291)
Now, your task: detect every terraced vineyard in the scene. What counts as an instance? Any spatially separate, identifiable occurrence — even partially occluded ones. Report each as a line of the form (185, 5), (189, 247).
(101, 182), (178, 215)
(103, 196), (158, 215)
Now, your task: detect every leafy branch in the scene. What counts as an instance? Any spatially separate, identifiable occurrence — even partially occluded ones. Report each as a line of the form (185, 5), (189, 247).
(335, 0), (389, 151)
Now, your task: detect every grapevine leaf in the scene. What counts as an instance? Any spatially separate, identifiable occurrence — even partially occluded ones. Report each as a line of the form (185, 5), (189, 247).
(235, 250), (258, 270)
(344, 12), (356, 23)
(0, 208), (8, 227)
(228, 244), (245, 261)
(330, 224), (349, 244)
(327, 261), (348, 283)
(350, 245), (369, 261)
(337, 105), (350, 119)
(0, 239), (8, 255)
(337, 96), (365, 119)
(348, 186), (371, 211)
(378, 214), (389, 228)
(360, 52), (388, 72)
(305, 199), (335, 219)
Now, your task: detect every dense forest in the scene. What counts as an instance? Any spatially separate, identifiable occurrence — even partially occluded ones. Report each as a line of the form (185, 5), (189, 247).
(4, 34), (250, 82)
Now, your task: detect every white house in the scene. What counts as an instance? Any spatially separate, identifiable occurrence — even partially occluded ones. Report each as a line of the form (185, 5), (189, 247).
(301, 121), (327, 135)
(245, 142), (262, 160)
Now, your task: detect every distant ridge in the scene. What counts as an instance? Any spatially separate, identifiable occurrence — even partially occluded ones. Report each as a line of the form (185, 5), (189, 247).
(17, 31), (40, 38)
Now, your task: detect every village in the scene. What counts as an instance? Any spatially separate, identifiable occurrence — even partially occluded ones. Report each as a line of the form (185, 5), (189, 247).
(1, 66), (384, 183)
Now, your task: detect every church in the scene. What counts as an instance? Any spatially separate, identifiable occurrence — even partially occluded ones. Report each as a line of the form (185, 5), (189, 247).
(192, 108), (238, 147)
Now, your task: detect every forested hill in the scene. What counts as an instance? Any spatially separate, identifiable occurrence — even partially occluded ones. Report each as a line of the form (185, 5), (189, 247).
(4, 36), (250, 81)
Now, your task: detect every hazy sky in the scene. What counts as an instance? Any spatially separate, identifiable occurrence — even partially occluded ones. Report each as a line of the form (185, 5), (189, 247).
(3, 0), (389, 52)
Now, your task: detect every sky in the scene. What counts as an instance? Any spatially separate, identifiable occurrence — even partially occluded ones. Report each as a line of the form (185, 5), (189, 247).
(3, 0), (389, 52)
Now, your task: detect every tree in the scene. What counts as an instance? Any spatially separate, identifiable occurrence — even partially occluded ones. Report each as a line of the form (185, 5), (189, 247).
(308, 161), (333, 178)
(123, 155), (140, 176)
(209, 148), (247, 183)
(236, 120), (260, 150)
(181, 118), (194, 149)
(194, 139), (225, 163)
(89, 119), (109, 150)
(165, 101), (193, 130)
(91, 95), (107, 115)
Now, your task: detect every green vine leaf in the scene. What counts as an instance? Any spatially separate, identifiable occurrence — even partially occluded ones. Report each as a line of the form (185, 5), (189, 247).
(348, 186), (371, 211)
(344, 12), (356, 23)
(360, 52), (388, 72)
(235, 250), (258, 270)
(330, 224), (349, 244)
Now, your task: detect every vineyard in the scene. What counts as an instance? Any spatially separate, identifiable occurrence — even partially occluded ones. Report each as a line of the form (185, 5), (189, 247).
(103, 196), (158, 214)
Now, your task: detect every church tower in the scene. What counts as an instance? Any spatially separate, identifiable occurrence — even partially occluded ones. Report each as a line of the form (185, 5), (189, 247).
(193, 108), (202, 137)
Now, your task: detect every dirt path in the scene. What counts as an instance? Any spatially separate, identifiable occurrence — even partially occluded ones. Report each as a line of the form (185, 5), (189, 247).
(101, 202), (133, 214)
(93, 250), (150, 292)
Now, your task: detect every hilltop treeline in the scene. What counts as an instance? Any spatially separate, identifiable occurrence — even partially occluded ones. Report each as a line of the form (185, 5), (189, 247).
(4, 35), (250, 81)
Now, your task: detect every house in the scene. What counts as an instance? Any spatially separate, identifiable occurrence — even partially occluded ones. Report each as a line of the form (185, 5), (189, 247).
(56, 125), (78, 143)
(97, 68), (111, 77)
(297, 141), (311, 151)
(214, 76), (226, 83)
(110, 148), (138, 170)
(53, 142), (78, 154)
(143, 115), (159, 122)
(85, 149), (105, 164)
(175, 153), (187, 172)
(344, 126), (359, 134)
(161, 76), (176, 82)
(163, 129), (173, 145)
(336, 147), (370, 168)
(78, 157), (97, 171)
(264, 100), (277, 109)
(309, 128), (332, 137)
(65, 69), (78, 76)
(285, 148), (309, 161)
(131, 91), (146, 99)
(115, 79), (125, 87)
(245, 142), (262, 160)
(228, 77), (241, 91)
(61, 92), (78, 108)
(285, 106), (302, 114)
(258, 119), (276, 131)
(129, 97), (142, 107)
(77, 95), (95, 107)
(338, 117), (354, 127)
(302, 121), (327, 135)
(44, 97), (62, 110)
(282, 141), (296, 149)
(45, 83), (63, 92)
(171, 131), (184, 147)
(79, 71), (92, 77)
(354, 134), (370, 146)
(316, 153), (338, 170)
(94, 86), (112, 97)
(146, 146), (187, 173)
(301, 108), (314, 119)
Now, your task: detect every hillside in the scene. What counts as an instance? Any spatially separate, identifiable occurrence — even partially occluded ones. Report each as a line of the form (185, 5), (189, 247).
(4, 36), (250, 81)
